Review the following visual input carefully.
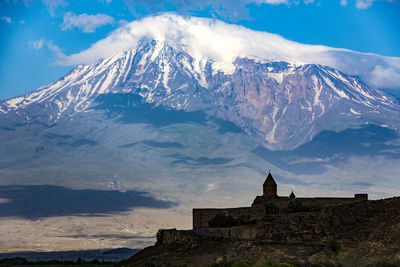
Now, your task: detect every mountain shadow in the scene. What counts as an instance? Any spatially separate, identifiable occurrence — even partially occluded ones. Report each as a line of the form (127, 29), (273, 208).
(0, 185), (176, 219)
(0, 248), (139, 262)
(119, 140), (184, 149)
(169, 154), (234, 166)
(93, 93), (207, 127)
(214, 119), (244, 134)
(253, 124), (400, 175)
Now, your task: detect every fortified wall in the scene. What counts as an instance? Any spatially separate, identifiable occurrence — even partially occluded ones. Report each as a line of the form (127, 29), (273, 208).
(193, 171), (368, 229)
(193, 207), (254, 230)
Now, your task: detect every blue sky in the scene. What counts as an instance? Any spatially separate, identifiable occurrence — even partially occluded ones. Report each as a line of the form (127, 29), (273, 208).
(0, 0), (399, 100)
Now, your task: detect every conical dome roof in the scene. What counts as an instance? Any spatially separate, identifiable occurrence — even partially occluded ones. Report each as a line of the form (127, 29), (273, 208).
(263, 171), (276, 186)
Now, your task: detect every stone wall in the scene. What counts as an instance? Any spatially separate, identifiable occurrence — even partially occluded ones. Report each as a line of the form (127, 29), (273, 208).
(158, 227), (258, 245)
(266, 196), (366, 211)
(296, 196), (367, 206)
(194, 194), (368, 229)
(157, 229), (194, 245)
(205, 227), (258, 239)
(193, 207), (253, 229)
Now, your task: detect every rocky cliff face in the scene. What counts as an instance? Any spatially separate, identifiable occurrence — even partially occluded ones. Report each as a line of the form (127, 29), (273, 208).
(121, 197), (400, 266)
(1, 40), (399, 150)
(255, 197), (400, 244)
(2, 14), (400, 255)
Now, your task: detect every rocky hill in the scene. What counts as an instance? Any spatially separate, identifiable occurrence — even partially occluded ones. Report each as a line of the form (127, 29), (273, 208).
(2, 14), (400, 253)
(120, 197), (400, 266)
(1, 43), (399, 150)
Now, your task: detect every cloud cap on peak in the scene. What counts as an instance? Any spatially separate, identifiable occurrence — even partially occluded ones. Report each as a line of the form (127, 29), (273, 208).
(58, 13), (400, 90)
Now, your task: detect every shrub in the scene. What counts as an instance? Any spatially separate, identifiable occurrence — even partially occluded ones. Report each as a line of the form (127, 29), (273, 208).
(208, 260), (295, 267)
(208, 213), (255, 227)
(232, 262), (251, 267)
(367, 261), (400, 267)
(253, 197), (265, 205)
(155, 229), (164, 246)
(266, 202), (279, 214)
(210, 259), (236, 267)
(254, 262), (294, 267)
(327, 239), (341, 255)
(287, 199), (309, 213)
(208, 213), (236, 227)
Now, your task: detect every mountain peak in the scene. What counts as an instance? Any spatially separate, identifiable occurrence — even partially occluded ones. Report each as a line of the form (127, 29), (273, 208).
(1, 37), (399, 150)
(55, 14), (400, 92)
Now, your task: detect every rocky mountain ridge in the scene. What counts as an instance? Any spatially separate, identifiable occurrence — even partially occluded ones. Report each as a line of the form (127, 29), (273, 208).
(120, 197), (400, 266)
(1, 40), (399, 150)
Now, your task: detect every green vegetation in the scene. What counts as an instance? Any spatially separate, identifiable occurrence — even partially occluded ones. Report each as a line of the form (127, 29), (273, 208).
(207, 260), (400, 267)
(208, 260), (294, 267)
(252, 197), (265, 205)
(287, 199), (310, 213)
(0, 257), (113, 266)
(266, 202), (279, 214)
(138, 260), (400, 267)
(366, 261), (400, 267)
(208, 213), (256, 227)
(208, 213), (236, 227)
(156, 229), (164, 246)
(327, 239), (341, 255)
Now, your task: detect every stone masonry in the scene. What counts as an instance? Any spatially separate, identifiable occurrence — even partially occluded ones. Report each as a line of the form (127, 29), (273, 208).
(193, 171), (368, 229)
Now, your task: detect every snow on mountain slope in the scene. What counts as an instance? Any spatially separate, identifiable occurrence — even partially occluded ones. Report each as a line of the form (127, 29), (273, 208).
(1, 14), (400, 253)
(59, 14), (400, 91)
(1, 37), (399, 150)
(0, 40), (207, 120)
(1, 50), (135, 120)
(207, 59), (399, 148)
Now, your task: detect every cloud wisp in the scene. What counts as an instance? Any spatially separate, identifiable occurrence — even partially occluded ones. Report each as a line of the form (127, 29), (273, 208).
(122, 0), (394, 21)
(123, 0), (325, 22)
(61, 12), (114, 33)
(42, 0), (68, 16)
(340, 0), (395, 9)
(57, 14), (400, 90)
(256, 0), (289, 4)
(29, 38), (66, 59)
(0, 16), (12, 23)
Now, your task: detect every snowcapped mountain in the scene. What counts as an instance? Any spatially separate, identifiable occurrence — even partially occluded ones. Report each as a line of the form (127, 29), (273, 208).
(1, 39), (399, 150)
(2, 14), (400, 252)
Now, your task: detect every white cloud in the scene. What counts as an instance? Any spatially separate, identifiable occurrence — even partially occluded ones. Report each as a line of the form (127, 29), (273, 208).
(370, 65), (400, 89)
(0, 17), (12, 23)
(354, 0), (394, 9)
(18, 0), (68, 16)
(41, 0), (68, 16)
(30, 39), (44, 50)
(206, 183), (219, 192)
(257, 0), (394, 8)
(57, 14), (400, 90)
(123, 0), (292, 22)
(29, 39), (66, 59)
(118, 19), (129, 25)
(256, 0), (289, 4)
(355, 0), (375, 9)
(61, 12), (114, 33)
(256, 0), (318, 6)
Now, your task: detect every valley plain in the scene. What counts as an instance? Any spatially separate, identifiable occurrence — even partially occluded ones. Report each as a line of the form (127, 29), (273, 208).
(1, 13), (400, 257)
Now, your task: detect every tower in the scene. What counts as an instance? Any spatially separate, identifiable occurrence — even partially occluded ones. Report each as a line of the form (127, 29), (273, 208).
(263, 170), (277, 199)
